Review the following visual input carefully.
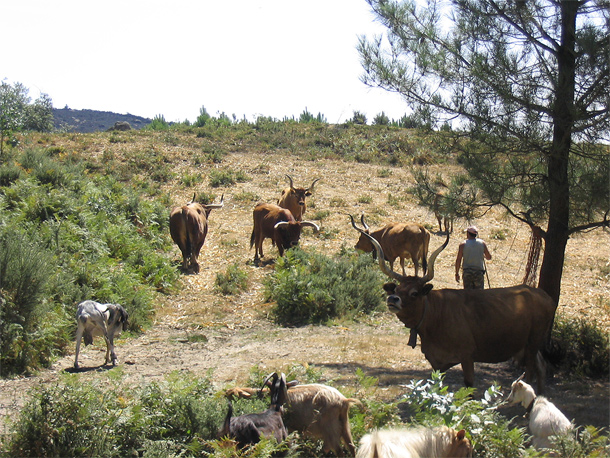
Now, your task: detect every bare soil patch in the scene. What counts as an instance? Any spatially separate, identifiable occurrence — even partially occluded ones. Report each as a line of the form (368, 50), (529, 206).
(1, 149), (608, 437)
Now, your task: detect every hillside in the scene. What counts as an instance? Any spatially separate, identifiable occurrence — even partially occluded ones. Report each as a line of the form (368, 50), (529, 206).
(0, 127), (608, 447)
(53, 107), (152, 132)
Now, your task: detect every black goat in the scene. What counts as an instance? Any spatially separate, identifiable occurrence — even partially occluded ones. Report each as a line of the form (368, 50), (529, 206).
(219, 372), (288, 447)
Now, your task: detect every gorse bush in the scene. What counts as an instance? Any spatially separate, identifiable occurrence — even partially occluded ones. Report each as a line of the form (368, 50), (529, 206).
(3, 367), (608, 457)
(264, 247), (386, 326)
(0, 147), (179, 375)
(0, 229), (70, 375)
(551, 314), (610, 378)
(1, 372), (295, 458)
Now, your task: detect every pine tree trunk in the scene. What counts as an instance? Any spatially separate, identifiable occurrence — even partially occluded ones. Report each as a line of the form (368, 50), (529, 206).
(537, 0), (578, 305)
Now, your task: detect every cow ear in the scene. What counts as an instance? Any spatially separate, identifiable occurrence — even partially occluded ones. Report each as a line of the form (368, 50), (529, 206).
(457, 429), (466, 440)
(383, 283), (397, 294)
(305, 191), (312, 196)
(421, 284), (434, 296)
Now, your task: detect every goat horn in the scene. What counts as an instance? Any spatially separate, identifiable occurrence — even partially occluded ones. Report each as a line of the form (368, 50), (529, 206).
(188, 193), (196, 204)
(285, 175), (295, 190)
(260, 372), (278, 396)
(516, 372), (526, 382)
(350, 215), (405, 282)
(420, 232), (450, 283)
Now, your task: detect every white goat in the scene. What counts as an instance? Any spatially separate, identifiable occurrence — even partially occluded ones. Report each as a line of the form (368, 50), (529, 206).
(356, 426), (472, 458)
(226, 378), (361, 456)
(506, 375), (573, 450)
(74, 300), (129, 369)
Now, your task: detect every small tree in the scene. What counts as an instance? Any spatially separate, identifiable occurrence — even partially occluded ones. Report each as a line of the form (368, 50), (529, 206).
(359, 0), (610, 303)
(0, 81), (53, 155)
(350, 110), (368, 125)
(372, 111), (390, 126)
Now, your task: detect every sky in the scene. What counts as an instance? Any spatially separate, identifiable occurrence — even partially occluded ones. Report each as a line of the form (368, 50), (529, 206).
(2, 0), (410, 124)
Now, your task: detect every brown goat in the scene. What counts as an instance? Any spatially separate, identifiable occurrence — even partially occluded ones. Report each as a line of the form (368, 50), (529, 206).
(227, 379), (361, 456)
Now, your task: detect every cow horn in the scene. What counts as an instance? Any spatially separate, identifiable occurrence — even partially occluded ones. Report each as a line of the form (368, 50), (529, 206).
(274, 221), (290, 229)
(188, 193), (196, 204)
(360, 213), (370, 231)
(300, 221), (319, 232)
(421, 232), (450, 283)
(307, 178), (320, 192)
(204, 194), (224, 209)
(285, 175), (295, 190)
(350, 215), (405, 282)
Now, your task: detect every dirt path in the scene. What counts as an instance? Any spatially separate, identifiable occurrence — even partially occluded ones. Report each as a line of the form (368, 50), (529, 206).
(1, 151), (608, 438)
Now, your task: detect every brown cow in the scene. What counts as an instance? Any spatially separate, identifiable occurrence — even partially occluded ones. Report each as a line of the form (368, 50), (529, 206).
(169, 194), (224, 273)
(352, 214), (430, 277)
(351, 221), (557, 393)
(250, 203), (319, 266)
(277, 175), (319, 221)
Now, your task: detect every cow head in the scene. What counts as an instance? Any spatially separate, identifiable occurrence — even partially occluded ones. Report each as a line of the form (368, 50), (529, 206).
(350, 215), (448, 321)
(353, 214), (378, 258)
(274, 220), (319, 254)
(198, 193), (225, 216)
(285, 175), (319, 207)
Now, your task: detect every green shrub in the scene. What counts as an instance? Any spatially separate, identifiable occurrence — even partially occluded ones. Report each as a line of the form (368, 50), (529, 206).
(215, 264), (249, 296)
(1, 372), (297, 458)
(264, 247), (386, 326)
(209, 169), (249, 187)
(0, 228), (70, 376)
(0, 147), (179, 375)
(551, 314), (610, 378)
(402, 371), (525, 458)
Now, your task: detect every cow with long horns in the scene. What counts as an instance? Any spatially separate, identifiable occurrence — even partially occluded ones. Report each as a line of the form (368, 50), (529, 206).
(169, 194), (224, 273)
(350, 215), (557, 392)
(251, 203), (319, 266)
(277, 175), (319, 221)
(353, 214), (430, 277)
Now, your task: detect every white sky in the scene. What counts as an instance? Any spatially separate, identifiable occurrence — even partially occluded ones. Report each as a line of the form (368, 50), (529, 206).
(2, 0), (409, 124)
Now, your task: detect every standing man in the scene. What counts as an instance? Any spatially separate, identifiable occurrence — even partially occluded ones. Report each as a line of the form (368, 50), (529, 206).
(455, 225), (492, 289)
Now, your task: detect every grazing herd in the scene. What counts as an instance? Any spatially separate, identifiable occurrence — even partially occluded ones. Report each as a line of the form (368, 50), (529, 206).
(73, 175), (574, 455)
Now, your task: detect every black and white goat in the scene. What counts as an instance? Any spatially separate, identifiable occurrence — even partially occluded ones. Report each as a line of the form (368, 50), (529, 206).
(226, 377), (361, 456)
(506, 374), (573, 451)
(74, 300), (129, 369)
(219, 372), (289, 448)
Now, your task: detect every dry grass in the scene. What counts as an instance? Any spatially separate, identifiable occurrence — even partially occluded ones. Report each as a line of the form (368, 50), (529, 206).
(1, 129), (607, 433)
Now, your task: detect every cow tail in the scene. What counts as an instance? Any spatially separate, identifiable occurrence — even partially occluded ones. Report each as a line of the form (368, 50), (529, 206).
(250, 228), (255, 250)
(181, 207), (193, 259)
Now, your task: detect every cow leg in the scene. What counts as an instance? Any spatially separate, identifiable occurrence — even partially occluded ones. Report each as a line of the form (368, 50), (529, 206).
(524, 348), (544, 393)
(254, 237), (264, 266)
(411, 255), (419, 277)
(461, 359), (475, 387)
(400, 257), (407, 276)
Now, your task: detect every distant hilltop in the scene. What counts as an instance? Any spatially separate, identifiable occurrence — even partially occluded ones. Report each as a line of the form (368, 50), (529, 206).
(53, 107), (152, 133)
